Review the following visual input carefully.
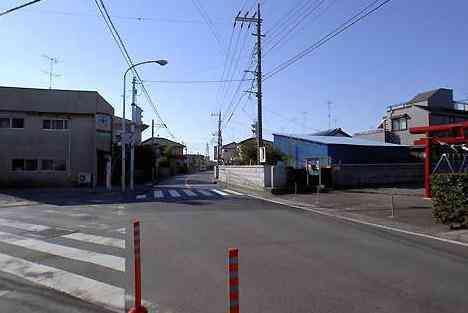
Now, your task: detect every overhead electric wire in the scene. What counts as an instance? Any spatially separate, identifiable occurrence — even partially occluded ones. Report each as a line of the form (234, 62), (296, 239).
(0, 0), (43, 17)
(264, 0), (310, 41)
(143, 79), (254, 84)
(191, 0), (225, 54)
(216, 26), (236, 111)
(94, 0), (177, 139)
(264, 0), (328, 55)
(264, 0), (393, 81)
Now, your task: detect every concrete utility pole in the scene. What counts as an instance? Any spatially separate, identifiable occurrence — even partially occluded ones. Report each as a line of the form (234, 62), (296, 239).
(235, 2), (264, 164)
(151, 119), (155, 182)
(130, 76), (137, 191)
(211, 112), (222, 178)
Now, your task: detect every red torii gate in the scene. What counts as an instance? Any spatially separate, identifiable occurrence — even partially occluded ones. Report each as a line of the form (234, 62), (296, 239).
(410, 121), (468, 198)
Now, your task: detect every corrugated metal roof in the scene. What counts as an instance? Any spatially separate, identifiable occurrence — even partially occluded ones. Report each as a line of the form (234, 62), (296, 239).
(274, 133), (406, 147)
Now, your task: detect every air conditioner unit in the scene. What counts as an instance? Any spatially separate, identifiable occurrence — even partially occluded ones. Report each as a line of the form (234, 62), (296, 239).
(78, 172), (91, 185)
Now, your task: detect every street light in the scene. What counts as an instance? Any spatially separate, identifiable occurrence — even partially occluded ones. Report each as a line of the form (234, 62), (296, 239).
(121, 60), (167, 192)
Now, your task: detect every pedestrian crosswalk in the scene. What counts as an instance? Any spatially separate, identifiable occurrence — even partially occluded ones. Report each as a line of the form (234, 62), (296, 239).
(0, 217), (138, 312)
(136, 188), (244, 201)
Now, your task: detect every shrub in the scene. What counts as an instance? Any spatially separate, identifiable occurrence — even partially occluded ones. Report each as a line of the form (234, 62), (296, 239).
(432, 173), (468, 229)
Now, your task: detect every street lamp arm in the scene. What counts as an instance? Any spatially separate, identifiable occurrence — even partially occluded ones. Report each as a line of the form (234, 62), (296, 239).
(124, 60), (168, 78)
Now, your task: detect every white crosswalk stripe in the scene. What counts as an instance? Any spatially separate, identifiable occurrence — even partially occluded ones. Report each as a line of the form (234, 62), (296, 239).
(61, 232), (125, 249)
(182, 189), (197, 197)
(211, 189), (229, 196)
(223, 189), (244, 196)
(0, 218), (137, 312)
(197, 189), (213, 196)
(0, 217), (50, 232)
(153, 190), (164, 199)
(0, 231), (124, 271)
(0, 252), (125, 312)
(168, 190), (181, 197)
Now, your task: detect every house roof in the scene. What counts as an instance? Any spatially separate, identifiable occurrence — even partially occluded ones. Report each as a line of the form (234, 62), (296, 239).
(274, 133), (405, 147)
(407, 89), (440, 104)
(0, 86), (114, 115)
(141, 137), (185, 147)
(237, 137), (273, 146)
(222, 142), (237, 149)
(310, 128), (351, 137)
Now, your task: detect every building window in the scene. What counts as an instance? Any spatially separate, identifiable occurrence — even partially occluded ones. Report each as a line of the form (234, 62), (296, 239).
(12, 159), (25, 171)
(54, 160), (66, 171)
(392, 117), (408, 131)
(43, 119), (69, 130)
(41, 160), (54, 171)
(11, 118), (24, 129)
(25, 160), (38, 171)
(0, 118), (10, 128)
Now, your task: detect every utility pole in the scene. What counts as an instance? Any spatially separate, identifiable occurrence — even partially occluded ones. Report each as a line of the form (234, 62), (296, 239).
(235, 2), (264, 164)
(151, 119), (155, 182)
(130, 76), (137, 191)
(211, 111), (222, 178)
(42, 55), (60, 89)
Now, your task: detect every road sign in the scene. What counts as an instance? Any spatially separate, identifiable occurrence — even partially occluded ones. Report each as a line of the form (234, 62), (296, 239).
(259, 147), (266, 163)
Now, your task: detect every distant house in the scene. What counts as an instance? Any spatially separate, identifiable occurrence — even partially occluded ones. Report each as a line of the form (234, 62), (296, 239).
(220, 137), (273, 165)
(310, 128), (351, 137)
(112, 116), (149, 145)
(274, 133), (411, 168)
(354, 88), (468, 152)
(220, 142), (238, 165)
(141, 137), (185, 159)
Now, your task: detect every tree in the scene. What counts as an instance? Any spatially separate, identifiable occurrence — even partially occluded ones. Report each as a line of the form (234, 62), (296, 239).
(238, 140), (285, 165)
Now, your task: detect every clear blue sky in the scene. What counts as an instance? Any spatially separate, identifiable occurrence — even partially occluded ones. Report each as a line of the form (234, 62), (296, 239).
(2, 0), (468, 155)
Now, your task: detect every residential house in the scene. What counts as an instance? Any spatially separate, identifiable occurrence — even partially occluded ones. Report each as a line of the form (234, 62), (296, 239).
(236, 137), (273, 164)
(354, 88), (468, 151)
(310, 128), (352, 137)
(112, 116), (148, 145)
(141, 137), (186, 175)
(220, 142), (238, 165)
(0, 86), (114, 187)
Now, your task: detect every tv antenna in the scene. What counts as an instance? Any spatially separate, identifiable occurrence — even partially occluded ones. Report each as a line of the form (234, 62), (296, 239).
(42, 55), (61, 89)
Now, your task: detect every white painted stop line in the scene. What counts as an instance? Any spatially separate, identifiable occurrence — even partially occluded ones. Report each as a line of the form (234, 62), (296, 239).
(0, 231), (124, 272)
(168, 190), (181, 197)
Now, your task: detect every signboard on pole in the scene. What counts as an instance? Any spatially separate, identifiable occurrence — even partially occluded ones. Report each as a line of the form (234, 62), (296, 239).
(259, 146), (266, 163)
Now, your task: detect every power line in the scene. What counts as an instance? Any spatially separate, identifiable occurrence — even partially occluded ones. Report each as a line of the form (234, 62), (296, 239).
(142, 79), (254, 84)
(264, 0), (329, 55)
(264, 0), (393, 81)
(191, 0), (225, 54)
(0, 0), (43, 17)
(94, 0), (177, 140)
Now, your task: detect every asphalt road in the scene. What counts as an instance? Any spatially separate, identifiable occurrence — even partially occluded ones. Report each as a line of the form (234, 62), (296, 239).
(0, 171), (467, 313)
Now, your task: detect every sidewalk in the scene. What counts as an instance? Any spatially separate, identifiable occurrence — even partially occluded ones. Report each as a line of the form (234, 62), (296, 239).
(221, 183), (468, 245)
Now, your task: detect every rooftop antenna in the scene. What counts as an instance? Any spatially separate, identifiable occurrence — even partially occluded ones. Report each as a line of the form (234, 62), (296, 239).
(327, 101), (332, 129)
(42, 54), (61, 89)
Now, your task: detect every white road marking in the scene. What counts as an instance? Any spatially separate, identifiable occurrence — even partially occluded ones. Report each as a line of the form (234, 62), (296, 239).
(114, 227), (126, 234)
(223, 189), (244, 196)
(246, 194), (468, 248)
(153, 190), (164, 199)
(197, 189), (213, 196)
(0, 218), (50, 232)
(0, 253), (125, 312)
(0, 290), (9, 297)
(61, 233), (125, 249)
(0, 231), (124, 271)
(136, 195), (147, 200)
(44, 210), (92, 218)
(182, 189), (197, 197)
(168, 190), (181, 197)
(211, 189), (228, 196)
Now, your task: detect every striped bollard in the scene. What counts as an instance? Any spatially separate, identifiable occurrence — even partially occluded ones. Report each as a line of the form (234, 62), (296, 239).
(228, 248), (239, 313)
(128, 219), (148, 313)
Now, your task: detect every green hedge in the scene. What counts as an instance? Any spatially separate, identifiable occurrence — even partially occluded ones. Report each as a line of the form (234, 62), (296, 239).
(432, 173), (468, 229)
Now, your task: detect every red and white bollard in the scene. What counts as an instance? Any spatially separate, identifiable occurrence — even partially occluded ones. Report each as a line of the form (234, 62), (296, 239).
(228, 248), (239, 313)
(128, 219), (147, 313)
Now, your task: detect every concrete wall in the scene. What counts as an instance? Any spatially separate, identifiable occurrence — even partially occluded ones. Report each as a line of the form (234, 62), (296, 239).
(332, 163), (424, 188)
(0, 112), (98, 186)
(217, 165), (286, 191)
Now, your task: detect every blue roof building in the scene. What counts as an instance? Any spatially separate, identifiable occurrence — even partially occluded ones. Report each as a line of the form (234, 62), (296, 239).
(273, 133), (412, 168)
